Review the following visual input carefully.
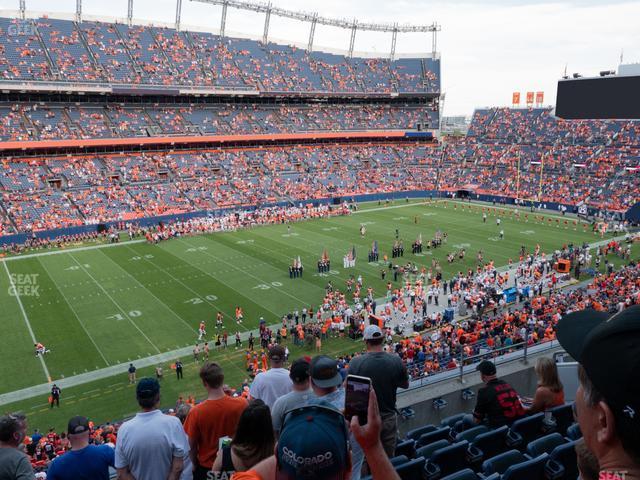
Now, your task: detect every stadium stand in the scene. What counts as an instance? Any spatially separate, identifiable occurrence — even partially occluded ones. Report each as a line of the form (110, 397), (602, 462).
(0, 16), (440, 93)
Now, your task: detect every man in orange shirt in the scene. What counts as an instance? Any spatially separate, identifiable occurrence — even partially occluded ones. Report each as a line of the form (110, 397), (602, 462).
(184, 362), (247, 480)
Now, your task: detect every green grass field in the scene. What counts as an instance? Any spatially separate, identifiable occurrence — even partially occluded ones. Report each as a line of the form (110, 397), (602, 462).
(0, 199), (628, 432)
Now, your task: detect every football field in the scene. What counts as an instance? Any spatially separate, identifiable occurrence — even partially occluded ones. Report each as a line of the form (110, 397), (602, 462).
(0, 199), (626, 430)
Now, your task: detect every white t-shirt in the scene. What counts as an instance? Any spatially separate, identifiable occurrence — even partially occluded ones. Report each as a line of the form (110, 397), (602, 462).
(115, 410), (189, 480)
(249, 368), (293, 409)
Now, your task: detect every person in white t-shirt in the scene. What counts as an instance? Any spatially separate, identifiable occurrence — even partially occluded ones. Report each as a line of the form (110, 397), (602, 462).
(249, 345), (293, 409)
(115, 378), (189, 480)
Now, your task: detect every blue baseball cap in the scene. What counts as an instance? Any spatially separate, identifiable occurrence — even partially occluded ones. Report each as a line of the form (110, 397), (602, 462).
(277, 403), (350, 479)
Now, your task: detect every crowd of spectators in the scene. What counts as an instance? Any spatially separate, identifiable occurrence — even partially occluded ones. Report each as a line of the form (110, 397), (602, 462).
(0, 125), (637, 236)
(0, 16), (439, 93)
(0, 102), (433, 140)
(442, 107), (639, 212)
(0, 143), (435, 235)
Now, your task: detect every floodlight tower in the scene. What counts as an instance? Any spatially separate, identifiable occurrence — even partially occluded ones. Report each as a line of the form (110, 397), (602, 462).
(127, 0), (134, 25)
(176, 0), (183, 30)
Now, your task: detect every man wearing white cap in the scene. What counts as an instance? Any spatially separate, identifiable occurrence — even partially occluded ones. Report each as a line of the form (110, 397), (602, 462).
(347, 325), (409, 458)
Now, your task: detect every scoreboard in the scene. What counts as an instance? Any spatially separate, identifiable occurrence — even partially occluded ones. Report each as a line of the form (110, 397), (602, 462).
(555, 75), (640, 120)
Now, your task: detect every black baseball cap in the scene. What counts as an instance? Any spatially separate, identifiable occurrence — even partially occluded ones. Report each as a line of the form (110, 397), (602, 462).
(476, 360), (497, 376)
(136, 377), (160, 399)
(310, 355), (343, 388)
(557, 306), (640, 428)
(289, 358), (310, 383)
(67, 416), (90, 435)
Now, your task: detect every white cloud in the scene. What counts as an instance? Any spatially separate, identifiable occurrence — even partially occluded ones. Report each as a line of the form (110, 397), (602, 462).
(6, 0), (640, 115)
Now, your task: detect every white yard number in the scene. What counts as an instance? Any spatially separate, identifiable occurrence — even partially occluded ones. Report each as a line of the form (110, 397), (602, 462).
(130, 255), (155, 261)
(185, 246), (208, 252)
(65, 264), (90, 271)
(253, 282), (283, 290)
(184, 295), (218, 305)
(106, 310), (141, 321)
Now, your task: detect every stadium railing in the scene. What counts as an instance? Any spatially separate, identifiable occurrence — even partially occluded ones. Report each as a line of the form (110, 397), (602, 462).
(405, 340), (560, 391)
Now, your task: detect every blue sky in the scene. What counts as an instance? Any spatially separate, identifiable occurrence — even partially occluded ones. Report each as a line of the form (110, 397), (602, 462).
(1, 0), (639, 115)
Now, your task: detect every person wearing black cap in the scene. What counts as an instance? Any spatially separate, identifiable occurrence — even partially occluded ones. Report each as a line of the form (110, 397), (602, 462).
(270, 358), (314, 435)
(46, 416), (114, 480)
(557, 306), (640, 479)
(115, 378), (189, 480)
(470, 360), (526, 428)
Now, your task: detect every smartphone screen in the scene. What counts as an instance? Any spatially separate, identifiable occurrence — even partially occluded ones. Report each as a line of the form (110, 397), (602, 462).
(345, 375), (371, 425)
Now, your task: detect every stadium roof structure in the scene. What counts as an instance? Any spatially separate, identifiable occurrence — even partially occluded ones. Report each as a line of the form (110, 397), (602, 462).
(15, 0), (439, 60)
(192, 0), (441, 59)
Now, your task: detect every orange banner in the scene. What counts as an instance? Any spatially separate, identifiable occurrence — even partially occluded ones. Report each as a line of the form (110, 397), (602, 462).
(526, 91), (534, 106)
(535, 91), (544, 105)
(512, 92), (521, 105)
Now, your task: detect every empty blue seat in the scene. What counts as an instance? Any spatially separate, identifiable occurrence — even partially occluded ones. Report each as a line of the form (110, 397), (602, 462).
(526, 433), (566, 457)
(395, 456), (425, 480)
(418, 426), (451, 446)
(455, 425), (489, 443)
(510, 412), (544, 445)
(390, 454), (410, 467)
(482, 449), (528, 476)
(426, 440), (477, 479)
(566, 423), (582, 440)
(471, 425), (516, 459)
(439, 469), (478, 480)
(550, 440), (578, 480)
(395, 439), (416, 459)
(416, 439), (450, 460)
(441, 413), (467, 428)
(549, 404), (574, 435)
(502, 453), (550, 480)
(407, 424), (437, 441)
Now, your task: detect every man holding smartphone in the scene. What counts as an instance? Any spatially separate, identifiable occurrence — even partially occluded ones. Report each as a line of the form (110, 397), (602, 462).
(347, 325), (409, 458)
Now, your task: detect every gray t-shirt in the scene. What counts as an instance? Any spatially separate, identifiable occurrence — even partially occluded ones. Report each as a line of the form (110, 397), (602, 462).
(347, 352), (408, 415)
(271, 389), (315, 434)
(0, 447), (34, 480)
(115, 410), (189, 480)
(249, 368), (293, 409)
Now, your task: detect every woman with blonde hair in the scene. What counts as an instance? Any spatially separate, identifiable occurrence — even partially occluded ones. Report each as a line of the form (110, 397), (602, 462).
(523, 357), (565, 413)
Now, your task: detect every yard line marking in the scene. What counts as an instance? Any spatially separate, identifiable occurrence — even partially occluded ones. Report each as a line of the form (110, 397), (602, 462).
(68, 253), (161, 355)
(4, 239), (147, 262)
(2, 261), (51, 383)
(165, 240), (283, 321)
(181, 237), (309, 306)
(122, 244), (235, 321)
(38, 259), (110, 367)
(95, 249), (195, 336)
